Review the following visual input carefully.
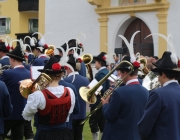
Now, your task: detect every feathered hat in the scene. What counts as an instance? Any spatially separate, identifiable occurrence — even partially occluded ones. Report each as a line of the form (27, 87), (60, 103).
(61, 32), (85, 55)
(0, 36), (14, 52)
(6, 39), (30, 61)
(32, 32), (51, 52)
(38, 56), (64, 74)
(116, 31), (141, 70)
(145, 33), (180, 72)
(56, 43), (77, 82)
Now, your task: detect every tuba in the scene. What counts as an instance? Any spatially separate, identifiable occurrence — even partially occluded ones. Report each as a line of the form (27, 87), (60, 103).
(81, 54), (93, 81)
(79, 60), (134, 104)
(79, 60), (134, 125)
(19, 73), (53, 98)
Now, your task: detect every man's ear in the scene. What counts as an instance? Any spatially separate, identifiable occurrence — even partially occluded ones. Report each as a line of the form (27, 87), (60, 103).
(162, 72), (166, 79)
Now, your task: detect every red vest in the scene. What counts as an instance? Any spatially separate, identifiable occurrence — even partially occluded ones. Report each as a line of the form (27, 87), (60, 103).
(38, 88), (71, 125)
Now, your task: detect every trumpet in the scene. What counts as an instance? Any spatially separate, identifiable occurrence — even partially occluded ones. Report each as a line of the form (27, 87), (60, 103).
(79, 60), (134, 125)
(0, 65), (11, 75)
(79, 60), (134, 104)
(19, 73), (53, 98)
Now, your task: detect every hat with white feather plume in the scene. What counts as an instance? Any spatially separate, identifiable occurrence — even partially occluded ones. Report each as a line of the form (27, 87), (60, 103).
(145, 33), (180, 72)
(0, 36), (14, 52)
(117, 31), (140, 70)
(6, 38), (29, 61)
(32, 32), (50, 52)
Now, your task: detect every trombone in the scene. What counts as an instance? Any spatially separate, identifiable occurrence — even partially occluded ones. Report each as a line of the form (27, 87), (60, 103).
(79, 60), (134, 125)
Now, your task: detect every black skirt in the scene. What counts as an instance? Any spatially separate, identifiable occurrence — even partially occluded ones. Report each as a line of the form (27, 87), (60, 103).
(38, 128), (73, 140)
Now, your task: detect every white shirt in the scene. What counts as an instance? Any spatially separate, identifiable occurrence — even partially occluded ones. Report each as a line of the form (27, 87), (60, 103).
(14, 65), (24, 69)
(126, 79), (139, 85)
(38, 54), (46, 58)
(97, 66), (106, 72)
(1, 56), (9, 59)
(68, 71), (79, 77)
(163, 80), (178, 87)
(22, 86), (75, 122)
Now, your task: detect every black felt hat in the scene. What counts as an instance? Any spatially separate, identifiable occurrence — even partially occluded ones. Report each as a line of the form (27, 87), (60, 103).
(152, 51), (180, 73)
(116, 55), (140, 71)
(38, 56), (64, 74)
(0, 42), (9, 52)
(93, 52), (107, 64)
(61, 39), (84, 55)
(6, 45), (25, 61)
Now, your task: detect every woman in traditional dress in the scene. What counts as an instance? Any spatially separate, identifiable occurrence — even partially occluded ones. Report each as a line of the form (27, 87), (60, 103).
(22, 56), (75, 140)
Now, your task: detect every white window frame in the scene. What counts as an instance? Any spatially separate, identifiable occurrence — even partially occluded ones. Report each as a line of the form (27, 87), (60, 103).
(29, 18), (38, 33)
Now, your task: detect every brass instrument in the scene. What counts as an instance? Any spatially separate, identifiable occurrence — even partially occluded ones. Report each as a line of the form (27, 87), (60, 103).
(138, 58), (149, 79)
(79, 60), (134, 125)
(0, 65), (11, 75)
(45, 45), (55, 57)
(81, 54), (93, 81)
(19, 73), (53, 98)
(79, 60), (134, 104)
(142, 71), (161, 91)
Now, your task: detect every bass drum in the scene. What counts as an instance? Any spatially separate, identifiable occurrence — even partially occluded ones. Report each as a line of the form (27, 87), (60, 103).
(142, 71), (161, 91)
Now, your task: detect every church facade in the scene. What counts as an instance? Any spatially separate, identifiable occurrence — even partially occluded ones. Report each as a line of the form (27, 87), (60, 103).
(45, 0), (180, 58)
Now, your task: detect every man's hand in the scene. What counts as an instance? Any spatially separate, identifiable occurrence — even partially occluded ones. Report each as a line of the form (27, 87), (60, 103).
(101, 95), (111, 105)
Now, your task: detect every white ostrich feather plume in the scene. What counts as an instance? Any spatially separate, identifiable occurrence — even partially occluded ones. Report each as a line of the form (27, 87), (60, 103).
(24, 36), (37, 46)
(58, 43), (76, 83)
(145, 33), (178, 65)
(118, 31), (140, 63)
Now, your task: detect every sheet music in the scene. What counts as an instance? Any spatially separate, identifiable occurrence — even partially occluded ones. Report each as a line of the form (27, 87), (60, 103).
(108, 74), (118, 82)
(88, 79), (103, 95)
(30, 66), (44, 80)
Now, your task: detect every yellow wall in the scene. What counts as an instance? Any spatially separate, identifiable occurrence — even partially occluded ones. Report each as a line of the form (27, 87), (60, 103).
(19, 12), (38, 33)
(38, 0), (45, 35)
(0, 0), (39, 39)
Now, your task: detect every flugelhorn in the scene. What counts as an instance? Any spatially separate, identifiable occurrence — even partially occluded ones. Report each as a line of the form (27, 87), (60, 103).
(80, 61), (134, 125)
(79, 60), (134, 104)
(19, 73), (53, 98)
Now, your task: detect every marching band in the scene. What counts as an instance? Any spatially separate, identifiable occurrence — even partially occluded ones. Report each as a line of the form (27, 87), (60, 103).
(0, 30), (180, 140)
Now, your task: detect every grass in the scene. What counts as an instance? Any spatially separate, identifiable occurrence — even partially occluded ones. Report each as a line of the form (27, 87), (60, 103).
(5, 112), (92, 140)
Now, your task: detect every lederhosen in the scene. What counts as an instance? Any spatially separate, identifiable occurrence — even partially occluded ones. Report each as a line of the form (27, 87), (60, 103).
(34, 88), (73, 140)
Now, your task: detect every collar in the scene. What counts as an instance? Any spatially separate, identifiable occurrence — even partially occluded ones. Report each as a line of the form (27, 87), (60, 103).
(14, 65), (24, 69)
(126, 79), (139, 85)
(68, 71), (79, 77)
(98, 66), (106, 72)
(1, 56), (9, 59)
(38, 54), (47, 58)
(116, 60), (120, 64)
(163, 80), (178, 87)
